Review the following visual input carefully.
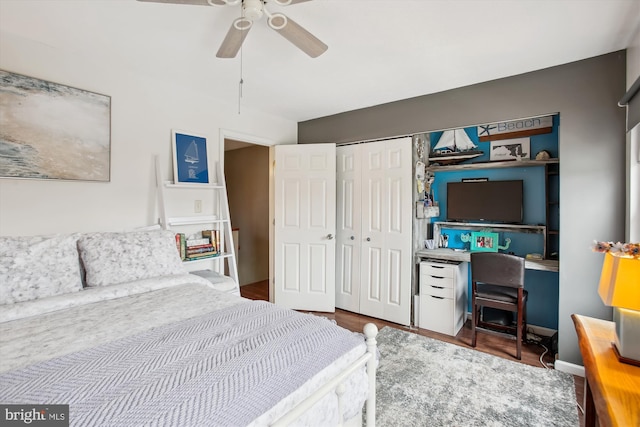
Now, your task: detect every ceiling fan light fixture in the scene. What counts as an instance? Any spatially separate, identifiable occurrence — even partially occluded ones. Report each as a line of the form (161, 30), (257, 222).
(267, 13), (287, 30)
(233, 17), (253, 30)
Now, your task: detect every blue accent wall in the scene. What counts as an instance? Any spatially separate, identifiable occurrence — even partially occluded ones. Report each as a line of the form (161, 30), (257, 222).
(430, 115), (560, 330)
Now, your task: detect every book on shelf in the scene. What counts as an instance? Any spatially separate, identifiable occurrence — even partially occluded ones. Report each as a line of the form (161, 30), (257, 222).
(186, 237), (210, 247)
(186, 245), (216, 255)
(185, 251), (219, 260)
(175, 233), (186, 260)
(187, 243), (214, 251)
(201, 230), (220, 253)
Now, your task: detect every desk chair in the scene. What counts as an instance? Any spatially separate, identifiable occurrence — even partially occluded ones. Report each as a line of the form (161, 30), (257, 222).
(471, 252), (527, 360)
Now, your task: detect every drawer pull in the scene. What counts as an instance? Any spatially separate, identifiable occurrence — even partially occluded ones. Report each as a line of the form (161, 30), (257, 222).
(431, 285), (444, 289)
(430, 295), (445, 299)
(430, 275), (445, 279)
(430, 265), (445, 269)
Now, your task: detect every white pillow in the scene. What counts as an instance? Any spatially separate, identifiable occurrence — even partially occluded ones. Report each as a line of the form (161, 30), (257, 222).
(78, 230), (187, 287)
(0, 234), (83, 305)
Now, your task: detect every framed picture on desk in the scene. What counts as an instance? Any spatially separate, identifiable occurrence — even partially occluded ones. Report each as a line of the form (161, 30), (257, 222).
(471, 231), (499, 252)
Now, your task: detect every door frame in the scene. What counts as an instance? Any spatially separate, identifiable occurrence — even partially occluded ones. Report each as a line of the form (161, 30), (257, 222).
(218, 128), (277, 297)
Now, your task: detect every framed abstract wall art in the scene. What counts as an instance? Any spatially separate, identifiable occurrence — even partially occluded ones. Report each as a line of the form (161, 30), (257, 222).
(171, 130), (210, 184)
(0, 70), (111, 181)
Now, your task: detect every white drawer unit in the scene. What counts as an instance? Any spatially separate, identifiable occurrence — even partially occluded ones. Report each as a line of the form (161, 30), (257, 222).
(419, 260), (468, 336)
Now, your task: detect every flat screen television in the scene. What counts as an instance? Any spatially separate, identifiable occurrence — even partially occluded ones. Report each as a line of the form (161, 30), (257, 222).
(446, 180), (523, 223)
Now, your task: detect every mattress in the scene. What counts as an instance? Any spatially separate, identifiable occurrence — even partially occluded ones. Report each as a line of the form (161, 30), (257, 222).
(0, 277), (369, 426)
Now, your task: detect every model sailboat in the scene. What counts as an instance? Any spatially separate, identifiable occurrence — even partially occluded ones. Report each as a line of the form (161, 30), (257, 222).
(428, 129), (483, 165)
(184, 140), (199, 164)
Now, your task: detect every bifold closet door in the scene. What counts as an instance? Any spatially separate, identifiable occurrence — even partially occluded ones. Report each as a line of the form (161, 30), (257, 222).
(336, 137), (412, 325)
(336, 145), (362, 313)
(359, 138), (412, 326)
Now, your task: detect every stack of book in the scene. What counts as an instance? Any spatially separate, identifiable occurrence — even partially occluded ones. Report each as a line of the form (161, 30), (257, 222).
(174, 230), (221, 261)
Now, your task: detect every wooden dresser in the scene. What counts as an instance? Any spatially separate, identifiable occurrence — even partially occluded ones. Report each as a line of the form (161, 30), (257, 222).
(572, 314), (640, 427)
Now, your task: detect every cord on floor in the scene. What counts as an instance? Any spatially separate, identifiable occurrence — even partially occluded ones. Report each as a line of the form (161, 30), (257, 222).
(525, 328), (552, 369)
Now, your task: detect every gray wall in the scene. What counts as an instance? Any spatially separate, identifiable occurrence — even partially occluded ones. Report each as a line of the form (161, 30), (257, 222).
(299, 51), (627, 365)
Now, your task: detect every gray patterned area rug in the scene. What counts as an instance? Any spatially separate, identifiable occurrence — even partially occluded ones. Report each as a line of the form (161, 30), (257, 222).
(371, 326), (579, 427)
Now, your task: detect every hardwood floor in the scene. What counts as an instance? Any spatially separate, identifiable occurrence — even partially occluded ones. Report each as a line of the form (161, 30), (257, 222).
(241, 280), (585, 426)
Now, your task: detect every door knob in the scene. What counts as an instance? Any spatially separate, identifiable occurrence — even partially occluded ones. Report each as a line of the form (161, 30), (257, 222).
(366, 237), (371, 242)
(350, 236), (355, 240)
(327, 234), (334, 240)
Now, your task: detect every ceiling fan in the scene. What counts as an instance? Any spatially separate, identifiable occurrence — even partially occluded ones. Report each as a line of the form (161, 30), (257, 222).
(137, 0), (328, 58)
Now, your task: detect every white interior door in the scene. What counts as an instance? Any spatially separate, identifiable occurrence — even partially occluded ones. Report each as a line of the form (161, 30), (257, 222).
(274, 144), (336, 312)
(359, 137), (412, 325)
(336, 145), (361, 312)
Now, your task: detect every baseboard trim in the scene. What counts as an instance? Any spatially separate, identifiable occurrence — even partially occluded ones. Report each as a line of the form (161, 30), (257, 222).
(554, 360), (585, 377)
(465, 313), (557, 337)
(526, 324), (557, 337)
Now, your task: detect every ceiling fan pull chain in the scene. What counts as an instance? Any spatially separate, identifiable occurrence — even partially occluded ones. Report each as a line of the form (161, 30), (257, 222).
(238, 77), (243, 114)
(238, 45), (244, 115)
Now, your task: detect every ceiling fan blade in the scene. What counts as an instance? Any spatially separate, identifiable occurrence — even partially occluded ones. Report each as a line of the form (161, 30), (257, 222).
(272, 0), (314, 5)
(137, 0), (226, 5)
(270, 15), (327, 58)
(216, 19), (252, 58)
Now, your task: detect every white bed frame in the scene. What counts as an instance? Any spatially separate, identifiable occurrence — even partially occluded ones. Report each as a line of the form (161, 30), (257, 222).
(271, 323), (378, 427)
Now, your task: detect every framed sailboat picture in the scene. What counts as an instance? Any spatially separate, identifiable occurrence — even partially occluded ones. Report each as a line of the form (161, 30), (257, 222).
(171, 130), (210, 184)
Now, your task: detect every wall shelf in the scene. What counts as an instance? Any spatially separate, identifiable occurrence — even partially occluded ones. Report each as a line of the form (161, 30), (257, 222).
(155, 157), (239, 294)
(433, 221), (547, 235)
(166, 216), (229, 226)
(183, 252), (234, 263)
(164, 181), (224, 189)
(427, 158), (558, 172)
(433, 221), (548, 259)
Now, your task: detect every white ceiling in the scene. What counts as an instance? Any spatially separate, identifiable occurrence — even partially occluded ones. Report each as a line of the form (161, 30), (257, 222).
(1, 0), (639, 123)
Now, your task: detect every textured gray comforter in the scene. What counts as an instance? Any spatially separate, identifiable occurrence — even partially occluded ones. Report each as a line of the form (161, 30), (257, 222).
(0, 300), (365, 426)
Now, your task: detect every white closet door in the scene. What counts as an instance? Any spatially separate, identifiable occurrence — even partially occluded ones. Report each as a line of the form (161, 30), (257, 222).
(359, 140), (386, 320)
(274, 143), (336, 312)
(359, 137), (412, 325)
(382, 137), (413, 325)
(336, 145), (362, 312)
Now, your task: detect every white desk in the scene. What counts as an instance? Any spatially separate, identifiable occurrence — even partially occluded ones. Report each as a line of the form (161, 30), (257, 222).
(415, 248), (559, 272)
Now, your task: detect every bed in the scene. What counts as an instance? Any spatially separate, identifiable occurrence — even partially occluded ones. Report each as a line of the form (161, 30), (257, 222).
(0, 229), (378, 426)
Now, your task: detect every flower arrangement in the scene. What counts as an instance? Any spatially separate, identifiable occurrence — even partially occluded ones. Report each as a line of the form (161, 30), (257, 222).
(592, 241), (640, 258)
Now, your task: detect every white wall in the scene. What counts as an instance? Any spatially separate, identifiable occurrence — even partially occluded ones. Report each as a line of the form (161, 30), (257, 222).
(626, 25), (640, 242)
(627, 24), (640, 88)
(0, 32), (296, 236)
(629, 126), (639, 242)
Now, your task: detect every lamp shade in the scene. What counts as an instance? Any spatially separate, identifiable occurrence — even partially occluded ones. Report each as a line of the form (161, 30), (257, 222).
(598, 252), (640, 311)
